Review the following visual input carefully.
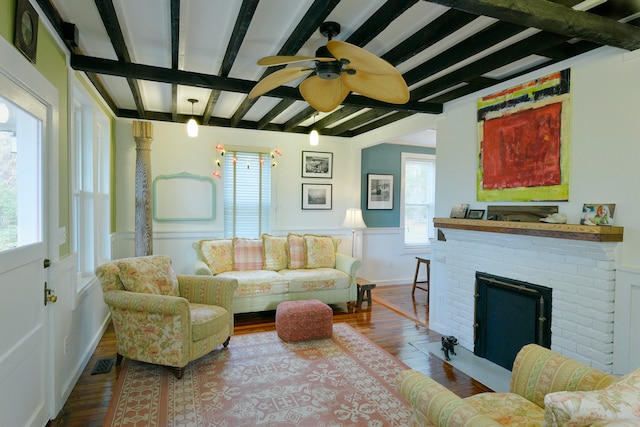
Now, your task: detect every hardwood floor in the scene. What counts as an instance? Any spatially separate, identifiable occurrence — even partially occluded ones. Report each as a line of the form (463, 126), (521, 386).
(53, 284), (490, 426)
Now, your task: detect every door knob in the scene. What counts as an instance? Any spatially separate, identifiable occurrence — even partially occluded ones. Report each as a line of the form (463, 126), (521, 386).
(44, 282), (57, 305)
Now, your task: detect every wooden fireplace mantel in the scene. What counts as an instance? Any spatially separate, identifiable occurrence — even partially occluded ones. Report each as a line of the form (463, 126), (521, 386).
(434, 218), (623, 242)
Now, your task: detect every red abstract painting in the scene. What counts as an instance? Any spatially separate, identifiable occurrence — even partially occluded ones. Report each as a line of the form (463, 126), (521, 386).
(482, 102), (562, 190)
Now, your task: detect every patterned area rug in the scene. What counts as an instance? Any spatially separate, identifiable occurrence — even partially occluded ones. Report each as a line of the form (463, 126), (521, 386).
(104, 323), (412, 426)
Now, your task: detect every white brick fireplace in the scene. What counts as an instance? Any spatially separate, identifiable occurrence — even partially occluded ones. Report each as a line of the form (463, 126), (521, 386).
(430, 222), (620, 372)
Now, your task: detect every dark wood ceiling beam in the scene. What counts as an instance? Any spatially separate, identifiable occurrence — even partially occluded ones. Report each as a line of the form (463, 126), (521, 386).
(349, 111), (416, 137)
(347, 0), (420, 46)
(382, 9), (478, 65)
(311, 106), (362, 131)
(283, 107), (318, 132)
(94, 0), (145, 117)
(402, 21), (525, 87)
(203, 0), (259, 125)
(117, 109), (309, 134)
(423, 0), (640, 51)
(325, 110), (391, 136)
(410, 31), (573, 101)
(257, 99), (296, 129)
(428, 39), (600, 105)
(70, 54), (441, 114)
(170, 0), (179, 122)
(229, 0), (341, 127)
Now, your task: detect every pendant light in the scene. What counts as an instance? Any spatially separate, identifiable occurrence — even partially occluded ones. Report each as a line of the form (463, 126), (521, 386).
(187, 99), (198, 137)
(309, 113), (319, 146)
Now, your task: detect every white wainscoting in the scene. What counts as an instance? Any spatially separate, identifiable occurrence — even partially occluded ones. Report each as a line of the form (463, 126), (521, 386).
(614, 267), (640, 374)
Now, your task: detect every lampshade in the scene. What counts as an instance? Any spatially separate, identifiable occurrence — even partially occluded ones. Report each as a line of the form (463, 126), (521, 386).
(309, 129), (319, 146)
(342, 208), (367, 229)
(0, 102), (9, 123)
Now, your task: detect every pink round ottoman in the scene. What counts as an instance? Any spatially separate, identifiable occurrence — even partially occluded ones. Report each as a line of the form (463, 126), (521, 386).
(275, 299), (333, 342)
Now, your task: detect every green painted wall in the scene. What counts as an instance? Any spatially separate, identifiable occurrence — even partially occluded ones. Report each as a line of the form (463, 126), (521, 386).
(361, 143), (436, 227)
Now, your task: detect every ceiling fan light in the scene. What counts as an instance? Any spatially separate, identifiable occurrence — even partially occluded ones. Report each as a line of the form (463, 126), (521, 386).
(187, 118), (198, 137)
(309, 129), (319, 146)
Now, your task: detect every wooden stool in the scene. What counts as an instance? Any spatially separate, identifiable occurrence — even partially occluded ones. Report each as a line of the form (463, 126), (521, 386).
(356, 277), (376, 308)
(412, 257), (430, 303)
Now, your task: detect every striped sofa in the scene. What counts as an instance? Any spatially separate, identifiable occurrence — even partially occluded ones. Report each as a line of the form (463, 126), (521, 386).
(397, 343), (626, 426)
(193, 234), (360, 314)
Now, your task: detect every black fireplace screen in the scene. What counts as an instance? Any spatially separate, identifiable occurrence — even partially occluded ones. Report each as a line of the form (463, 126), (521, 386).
(474, 272), (552, 371)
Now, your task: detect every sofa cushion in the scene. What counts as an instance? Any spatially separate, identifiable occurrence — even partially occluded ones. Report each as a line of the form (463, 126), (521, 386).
(117, 255), (179, 296)
(287, 234), (305, 269)
(199, 239), (234, 274)
(279, 268), (350, 292)
(216, 270), (289, 297)
(544, 368), (640, 427)
(262, 234), (288, 271)
(303, 234), (336, 268)
(466, 392), (545, 426)
(189, 303), (229, 341)
(233, 238), (263, 271)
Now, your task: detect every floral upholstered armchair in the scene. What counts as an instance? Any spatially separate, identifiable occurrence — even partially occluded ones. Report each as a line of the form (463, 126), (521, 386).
(96, 255), (237, 379)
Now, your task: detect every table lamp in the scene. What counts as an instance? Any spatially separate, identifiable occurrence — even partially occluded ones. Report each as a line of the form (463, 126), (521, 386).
(342, 208), (367, 257)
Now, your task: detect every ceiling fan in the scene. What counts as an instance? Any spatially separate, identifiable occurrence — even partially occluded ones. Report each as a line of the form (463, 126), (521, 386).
(248, 22), (410, 112)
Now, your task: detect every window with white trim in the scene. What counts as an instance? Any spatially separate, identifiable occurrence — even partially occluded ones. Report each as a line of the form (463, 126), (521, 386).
(223, 150), (271, 238)
(71, 87), (110, 291)
(401, 153), (436, 247)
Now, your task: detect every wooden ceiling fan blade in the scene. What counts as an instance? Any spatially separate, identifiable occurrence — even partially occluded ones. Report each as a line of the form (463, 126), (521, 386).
(248, 67), (313, 99)
(257, 55), (334, 66)
(342, 71), (409, 104)
(299, 76), (350, 112)
(327, 40), (398, 75)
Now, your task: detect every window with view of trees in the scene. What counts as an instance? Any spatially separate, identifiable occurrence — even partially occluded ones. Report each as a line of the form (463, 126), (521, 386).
(402, 153), (436, 247)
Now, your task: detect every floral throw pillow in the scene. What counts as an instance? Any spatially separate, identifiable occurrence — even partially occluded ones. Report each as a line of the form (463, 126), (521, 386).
(287, 234), (305, 270)
(303, 234), (336, 268)
(544, 368), (640, 427)
(199, 239), (234, 275)
(233, 238), (263, 271)
(117, 255), (179, 296)
(262, 234), (288, 271)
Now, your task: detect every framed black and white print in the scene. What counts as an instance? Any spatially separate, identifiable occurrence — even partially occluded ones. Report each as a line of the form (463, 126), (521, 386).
(302, 184), (332, 210)
(302, 151), (333, 178)
(367, 174), (393, 210)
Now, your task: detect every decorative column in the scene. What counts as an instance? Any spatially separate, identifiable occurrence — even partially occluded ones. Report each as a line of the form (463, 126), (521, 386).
(132, 121), (153, 256)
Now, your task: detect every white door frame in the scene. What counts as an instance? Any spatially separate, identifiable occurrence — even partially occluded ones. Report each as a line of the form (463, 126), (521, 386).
(0, 35), (60, 424)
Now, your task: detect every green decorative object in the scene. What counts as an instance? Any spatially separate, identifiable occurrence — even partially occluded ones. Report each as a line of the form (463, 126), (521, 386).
(153, 172), (215, 222)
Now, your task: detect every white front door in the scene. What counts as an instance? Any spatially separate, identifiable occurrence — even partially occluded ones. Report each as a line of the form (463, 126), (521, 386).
(0, 67), (53, 426)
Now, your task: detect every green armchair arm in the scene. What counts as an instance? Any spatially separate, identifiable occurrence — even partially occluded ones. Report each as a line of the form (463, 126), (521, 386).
(397, 370), (500, 427)
(178, 275), (237, 337)
(103, 289), (190, 315)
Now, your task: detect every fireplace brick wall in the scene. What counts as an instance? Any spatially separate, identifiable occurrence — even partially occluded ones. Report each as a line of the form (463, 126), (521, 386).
(432, 228), (618, 372)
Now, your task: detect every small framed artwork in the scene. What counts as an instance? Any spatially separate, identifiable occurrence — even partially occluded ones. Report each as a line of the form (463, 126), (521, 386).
(467, 209), (485, 220)
(302, 151), (333, 178)
(580, 203), (615, 226)
(450, 203), (469, 218)
(367, 174), (393, 210)
(302, 183), (332, 210)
